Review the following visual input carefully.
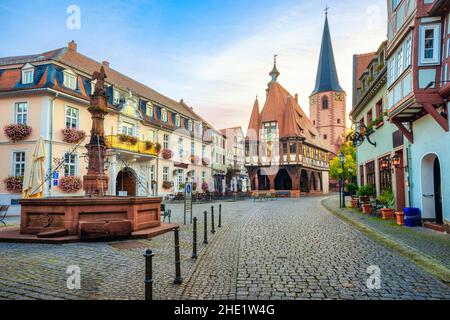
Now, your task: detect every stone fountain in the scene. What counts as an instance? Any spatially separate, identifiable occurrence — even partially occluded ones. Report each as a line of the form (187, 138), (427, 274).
(0, 67), (174, 243)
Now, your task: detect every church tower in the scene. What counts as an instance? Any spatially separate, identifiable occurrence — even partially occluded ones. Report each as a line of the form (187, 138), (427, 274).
(309, 11), (346, 157)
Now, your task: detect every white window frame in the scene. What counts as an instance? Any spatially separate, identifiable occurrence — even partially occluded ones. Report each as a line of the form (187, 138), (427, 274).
(162, 166), (169, 182)
(178, 137), (184, 159)
(419, 24), (441, 65)
(175, 114), (181, 127)
(12, 151), (26, 177)
(146, 103), (153, 117)
(188, 120), (193, 132)
(121, 122), (135, 136)
(14, 102), (28, 125)
(161, 108), (168, 122)
(163, 134), (170, 149)
(113, 89), (121, 105)
(148, 129), (156, 142)
(65, 106), (79, 129)
(63, 70), (77, 90)
(22, 68), (34, 84)
(63, 153), (77, 177)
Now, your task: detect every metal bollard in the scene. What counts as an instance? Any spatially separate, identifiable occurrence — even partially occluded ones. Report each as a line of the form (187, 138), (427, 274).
(211, 206), (216, 234)
(144, 249), (154, 300)
(218, 204), (222, 228)
(173, 227), (183, 284)
(203, 211), (208, 244)
(192, 217), (198, 259)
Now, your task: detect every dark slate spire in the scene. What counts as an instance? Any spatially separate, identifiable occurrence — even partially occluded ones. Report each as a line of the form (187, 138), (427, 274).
(269, 54), (280, 81)
(311, 14), (343, 96)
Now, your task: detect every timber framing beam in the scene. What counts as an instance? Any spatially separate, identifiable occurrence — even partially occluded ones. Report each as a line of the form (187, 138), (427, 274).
(423, 103), (449, 132)
(392, 120), (414, 144)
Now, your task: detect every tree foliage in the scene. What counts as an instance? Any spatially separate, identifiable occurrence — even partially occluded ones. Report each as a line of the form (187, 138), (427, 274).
(330, 132), (357, 180)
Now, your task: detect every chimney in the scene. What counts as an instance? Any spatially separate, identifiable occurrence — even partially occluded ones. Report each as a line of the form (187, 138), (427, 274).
(295, 94), (299, 103)
(102, 61), (110, 68)
(68, 40), (77, 52)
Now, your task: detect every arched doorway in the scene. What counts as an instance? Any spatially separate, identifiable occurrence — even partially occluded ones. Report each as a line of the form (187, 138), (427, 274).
(300, 170), (309, 192)
(258, 170), (270, 190)
(275, 169), (292, 190)
(421, 154), (443, 224)
(116, 168), (137, 196)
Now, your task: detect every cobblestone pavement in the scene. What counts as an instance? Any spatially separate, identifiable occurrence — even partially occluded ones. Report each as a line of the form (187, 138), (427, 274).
(1, 196), (449, 300)
(322, 196), (450, 268)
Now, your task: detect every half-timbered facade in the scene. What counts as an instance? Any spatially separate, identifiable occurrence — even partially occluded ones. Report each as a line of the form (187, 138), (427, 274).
(245, 60), (330, 197)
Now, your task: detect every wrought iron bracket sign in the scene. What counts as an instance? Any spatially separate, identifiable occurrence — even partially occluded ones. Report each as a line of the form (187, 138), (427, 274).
(347, 121), (377, 147)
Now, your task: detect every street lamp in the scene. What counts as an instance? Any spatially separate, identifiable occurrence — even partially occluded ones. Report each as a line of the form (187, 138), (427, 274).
(339, 152), (346, 208)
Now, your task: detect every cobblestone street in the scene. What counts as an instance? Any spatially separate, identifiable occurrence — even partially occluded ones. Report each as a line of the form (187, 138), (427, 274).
(1, 196), (449, 300)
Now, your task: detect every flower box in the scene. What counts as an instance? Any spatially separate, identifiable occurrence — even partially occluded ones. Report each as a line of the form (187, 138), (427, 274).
(59, 176), (82, 193)
(62, 128), (86, 144)
(117, 134), (138, 145)
(202, 158), (210, 166)
(162, 149), (173, 160)
(162, 181), (173, 190)
(4, 176), (23, 193)
(3, 124), (32, 142)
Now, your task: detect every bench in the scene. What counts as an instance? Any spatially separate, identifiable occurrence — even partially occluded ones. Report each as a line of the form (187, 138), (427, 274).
(0, 205), (9, 226)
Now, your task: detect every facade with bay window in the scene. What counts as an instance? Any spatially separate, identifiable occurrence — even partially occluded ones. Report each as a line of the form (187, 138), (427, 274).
(385, 0), (450, 231)
(352, 41), (409, 213)
(0, 41), (213, 204)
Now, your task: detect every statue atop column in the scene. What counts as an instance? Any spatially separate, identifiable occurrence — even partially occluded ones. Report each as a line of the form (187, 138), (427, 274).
(83, 66), (109, 197)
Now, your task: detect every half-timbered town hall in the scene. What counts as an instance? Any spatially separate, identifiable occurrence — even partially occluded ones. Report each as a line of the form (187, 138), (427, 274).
(245, 58), (330, 197)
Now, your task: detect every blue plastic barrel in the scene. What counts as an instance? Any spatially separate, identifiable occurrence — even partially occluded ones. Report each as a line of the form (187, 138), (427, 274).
(404, 207), (420, 217)
(404, 208), (421, 227)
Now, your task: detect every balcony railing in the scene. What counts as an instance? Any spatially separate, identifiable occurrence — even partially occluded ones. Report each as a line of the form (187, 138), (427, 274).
(105, 135), (160, 157)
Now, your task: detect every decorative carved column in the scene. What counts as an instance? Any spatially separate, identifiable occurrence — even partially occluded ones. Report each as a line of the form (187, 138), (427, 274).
(83, 66), (109, 197)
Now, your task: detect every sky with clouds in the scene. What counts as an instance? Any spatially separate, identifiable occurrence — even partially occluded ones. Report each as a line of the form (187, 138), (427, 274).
(0, 0), (387, 131)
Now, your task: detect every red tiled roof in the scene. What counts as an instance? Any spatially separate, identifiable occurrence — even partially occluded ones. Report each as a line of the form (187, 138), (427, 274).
(256, 81), (329, 151)
(246, 97), (260, 139)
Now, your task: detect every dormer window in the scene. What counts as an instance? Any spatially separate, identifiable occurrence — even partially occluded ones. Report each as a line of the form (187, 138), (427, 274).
(146, 102), (153, 117)
(175, 114), (181, 127)
(113, 89), (121, 105)
(21, 64), (34, 84)
(188, 120), (193, 132)
(63, 70), (77, 90)
(161, 108), (168, 122)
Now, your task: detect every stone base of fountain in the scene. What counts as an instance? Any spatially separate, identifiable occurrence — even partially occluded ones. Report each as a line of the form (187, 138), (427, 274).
(0, 196), (176, 243)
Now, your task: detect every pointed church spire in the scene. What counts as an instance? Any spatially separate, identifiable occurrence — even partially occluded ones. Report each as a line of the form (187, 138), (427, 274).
(311, 11), (343, 96)
(269, 54), (280, 81)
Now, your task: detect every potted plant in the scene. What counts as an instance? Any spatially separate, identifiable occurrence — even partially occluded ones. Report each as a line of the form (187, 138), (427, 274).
(201, 182), (209, 192)
(3, 124), (32, 142)
(144, 141), (154, 150)
(117, 134), (138, 145)
(62, 128), (86, 144)
(58, 176), (82, 193)
(190, 155), (200, 164)
(162, 149), (173, 160)
(154, 142), (162, 154)
(4, 176), (23, 193)
(358, 184), (374, 214)
(396, 211), (405, 225)
(378, 189), (395, 220)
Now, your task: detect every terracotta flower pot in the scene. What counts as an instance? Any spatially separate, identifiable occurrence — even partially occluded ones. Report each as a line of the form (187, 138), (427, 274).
(396, 211), (405, 225)
(381, 208), (395, 220)
(351, 198), (359, 208)
(362, 204), (372, 214)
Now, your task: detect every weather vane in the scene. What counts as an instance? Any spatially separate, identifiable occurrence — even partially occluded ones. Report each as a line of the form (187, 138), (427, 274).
(325, 5), (329, 16)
